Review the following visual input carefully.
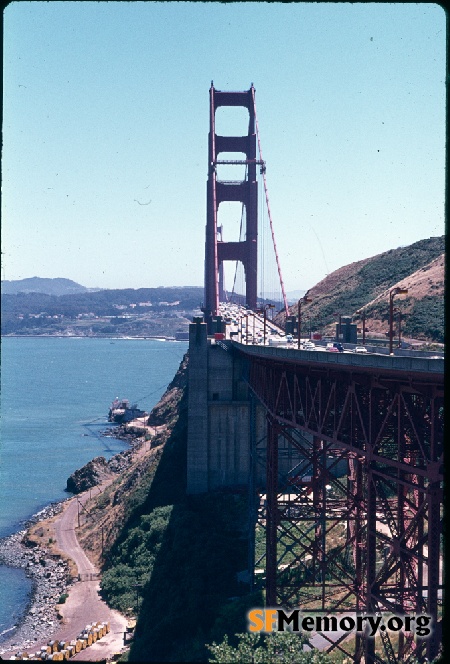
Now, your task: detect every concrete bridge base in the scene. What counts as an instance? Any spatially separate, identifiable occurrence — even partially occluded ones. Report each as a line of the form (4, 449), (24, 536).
(187, 320), (316, 494)
(187, 320), (260, 494)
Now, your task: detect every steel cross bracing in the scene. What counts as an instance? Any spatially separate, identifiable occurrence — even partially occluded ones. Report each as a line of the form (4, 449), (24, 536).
(244, 354), (443, 663)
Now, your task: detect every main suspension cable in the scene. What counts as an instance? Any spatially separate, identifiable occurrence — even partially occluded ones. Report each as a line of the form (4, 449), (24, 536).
(252, 87), (289, 316)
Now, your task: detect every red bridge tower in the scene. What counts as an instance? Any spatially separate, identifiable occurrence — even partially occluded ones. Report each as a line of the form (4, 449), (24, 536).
(204, 83), (259, 325)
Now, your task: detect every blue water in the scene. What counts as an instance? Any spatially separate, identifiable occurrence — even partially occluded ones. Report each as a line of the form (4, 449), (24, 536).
(0, 336), (188, 641)
(0, 566), (33, 639)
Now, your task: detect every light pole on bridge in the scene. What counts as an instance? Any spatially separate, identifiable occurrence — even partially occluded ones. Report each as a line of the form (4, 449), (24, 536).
(393, 307), (403, 349)
(356, 308), (368, 346)
(333, 311), (342, 341)
(297, 294), (312, 349)
(263, 304), (275, 346)
(389, 287), (408, 355)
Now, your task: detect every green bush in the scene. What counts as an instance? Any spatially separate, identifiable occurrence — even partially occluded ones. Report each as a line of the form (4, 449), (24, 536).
(404, 296), (444, 342)
(207, 632), (333, 663)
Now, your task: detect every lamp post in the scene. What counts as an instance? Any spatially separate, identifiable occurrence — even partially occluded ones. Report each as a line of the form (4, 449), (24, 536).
(393, 308), (402, 348)
(333, 312), (342, 341)
(356, 309), (367, 345)
(263, 304), (275, 345)
(389, 287), (408, 355)
(297, 295), (312, 349)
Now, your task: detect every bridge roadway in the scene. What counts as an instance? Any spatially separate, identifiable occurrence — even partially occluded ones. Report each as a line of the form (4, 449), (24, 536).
(230, 339), (444, 378)
(219, 302), (444, 367)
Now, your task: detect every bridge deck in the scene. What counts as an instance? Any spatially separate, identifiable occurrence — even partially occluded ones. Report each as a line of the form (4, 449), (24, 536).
(231, 340), (444, 379)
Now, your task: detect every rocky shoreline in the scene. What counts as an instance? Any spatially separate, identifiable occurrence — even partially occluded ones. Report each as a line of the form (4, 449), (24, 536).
(0, 501), (73, 655)
(0, 426), (145, 656)
(66, 426), (145, 493)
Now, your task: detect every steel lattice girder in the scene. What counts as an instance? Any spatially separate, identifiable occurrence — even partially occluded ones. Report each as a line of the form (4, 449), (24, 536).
(248, 358), (443, 664)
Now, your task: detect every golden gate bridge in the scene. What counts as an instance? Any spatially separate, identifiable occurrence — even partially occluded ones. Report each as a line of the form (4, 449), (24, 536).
(194, 84), (443, 663)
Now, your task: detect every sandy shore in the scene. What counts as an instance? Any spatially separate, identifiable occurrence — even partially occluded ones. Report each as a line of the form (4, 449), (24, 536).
(0, 501), (74, 655)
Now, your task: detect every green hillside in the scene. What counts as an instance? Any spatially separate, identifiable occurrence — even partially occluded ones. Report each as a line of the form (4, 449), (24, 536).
(282, 236), (444, 344)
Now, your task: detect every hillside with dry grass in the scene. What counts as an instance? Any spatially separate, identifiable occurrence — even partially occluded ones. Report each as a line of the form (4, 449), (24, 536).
(277, 236), (445, 344)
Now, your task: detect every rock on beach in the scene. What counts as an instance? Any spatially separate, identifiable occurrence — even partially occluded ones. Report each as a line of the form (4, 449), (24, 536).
(0, 502), (72, 655)
(65, 429), (141, 494)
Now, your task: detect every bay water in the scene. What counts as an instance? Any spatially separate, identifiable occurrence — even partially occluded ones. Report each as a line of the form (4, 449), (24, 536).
(0, 336), (188, 641)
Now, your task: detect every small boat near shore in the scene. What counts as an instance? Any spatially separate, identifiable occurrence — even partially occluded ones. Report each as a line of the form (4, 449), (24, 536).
(108, 398), (147, 424)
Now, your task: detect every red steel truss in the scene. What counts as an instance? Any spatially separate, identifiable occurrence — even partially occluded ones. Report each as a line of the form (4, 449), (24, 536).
(248, 356), (443, 663)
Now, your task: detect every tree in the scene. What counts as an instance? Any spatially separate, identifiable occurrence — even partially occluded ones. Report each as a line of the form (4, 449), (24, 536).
(207, 632), (333, 663)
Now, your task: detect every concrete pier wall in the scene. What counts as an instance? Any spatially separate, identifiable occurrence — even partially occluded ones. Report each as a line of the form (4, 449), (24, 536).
(187, 320), (265, 494)
(186, 320), (324, 494)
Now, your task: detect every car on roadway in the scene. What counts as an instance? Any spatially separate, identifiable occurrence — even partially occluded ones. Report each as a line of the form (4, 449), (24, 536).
(333, 342), (344, 352)
(303, 342), (316, 350)
(326, 346), (339, 352)
(353, 346), (368, 354)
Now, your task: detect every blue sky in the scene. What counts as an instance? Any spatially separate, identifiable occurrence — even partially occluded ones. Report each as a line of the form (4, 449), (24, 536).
(2, 2), (445, 292)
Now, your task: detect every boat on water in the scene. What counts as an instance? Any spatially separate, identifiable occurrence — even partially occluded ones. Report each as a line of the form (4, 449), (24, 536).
(108, 398), (147, 424)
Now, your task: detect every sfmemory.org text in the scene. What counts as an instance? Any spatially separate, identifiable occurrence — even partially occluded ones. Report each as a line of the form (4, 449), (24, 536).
(248, 610), (432, 637)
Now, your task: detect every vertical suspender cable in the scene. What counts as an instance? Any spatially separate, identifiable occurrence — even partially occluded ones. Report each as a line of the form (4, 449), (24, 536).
(231, 168), (248, 303)
(251, 87), (289, 316)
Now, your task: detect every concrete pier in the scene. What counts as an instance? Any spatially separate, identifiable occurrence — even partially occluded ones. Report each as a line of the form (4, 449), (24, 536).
(187, 319), (257, 494)
(186, 319), (310, 494)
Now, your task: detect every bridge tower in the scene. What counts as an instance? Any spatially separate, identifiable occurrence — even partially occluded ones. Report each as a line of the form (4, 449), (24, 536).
(204, 83), (258, 327)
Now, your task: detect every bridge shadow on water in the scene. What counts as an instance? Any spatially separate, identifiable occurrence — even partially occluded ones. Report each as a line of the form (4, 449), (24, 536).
(118, 404), (262, 662)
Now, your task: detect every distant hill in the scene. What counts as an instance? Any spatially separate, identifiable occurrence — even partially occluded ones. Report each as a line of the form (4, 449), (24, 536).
(1, 277), (90, 296)
(278, 236), (445, 344)
(1, 235), (444, 343)
(0, 285), (204, 336)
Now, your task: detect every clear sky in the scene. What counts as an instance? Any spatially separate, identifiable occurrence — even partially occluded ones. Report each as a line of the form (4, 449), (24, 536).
(2, 1), (446, 292)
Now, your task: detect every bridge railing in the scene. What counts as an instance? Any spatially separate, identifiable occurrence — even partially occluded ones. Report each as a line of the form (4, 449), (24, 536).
(231, 340), (444, 375)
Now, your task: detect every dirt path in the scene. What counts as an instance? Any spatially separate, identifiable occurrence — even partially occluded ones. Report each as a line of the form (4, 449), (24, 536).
(52, 485), (128, 659)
